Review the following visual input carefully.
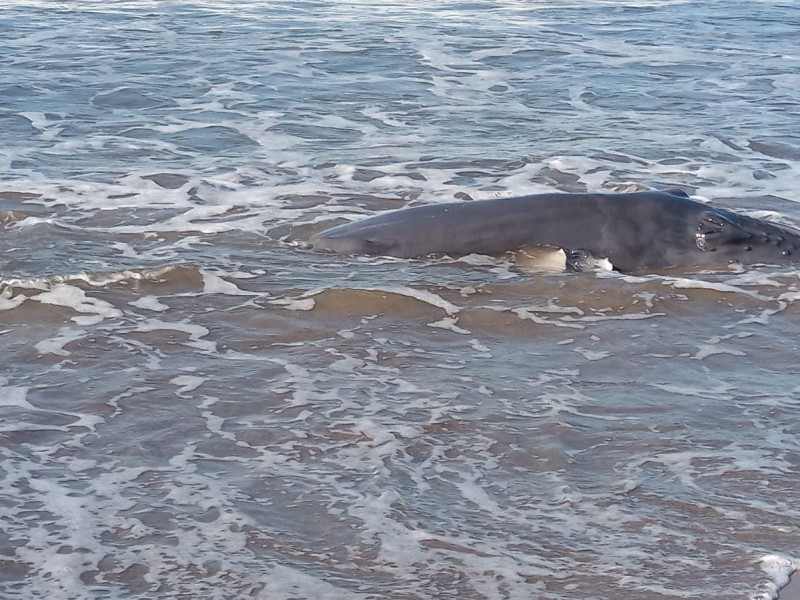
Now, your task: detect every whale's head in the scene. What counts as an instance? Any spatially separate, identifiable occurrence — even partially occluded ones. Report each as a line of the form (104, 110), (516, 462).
(311, 220), (400, 256)
(311, 205), (459, 258)
(695, 209), (800, 265)
(312, 232), (395, 256)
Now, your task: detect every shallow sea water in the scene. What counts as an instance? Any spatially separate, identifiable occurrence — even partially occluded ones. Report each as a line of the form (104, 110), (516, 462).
(1, 1), (799, 598)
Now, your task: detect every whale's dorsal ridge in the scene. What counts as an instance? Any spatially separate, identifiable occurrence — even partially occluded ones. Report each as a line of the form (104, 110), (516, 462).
(662, 188), (691, 199)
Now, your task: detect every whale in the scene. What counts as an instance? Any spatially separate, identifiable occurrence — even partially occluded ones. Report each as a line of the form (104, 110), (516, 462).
(311, 189), (800, 272)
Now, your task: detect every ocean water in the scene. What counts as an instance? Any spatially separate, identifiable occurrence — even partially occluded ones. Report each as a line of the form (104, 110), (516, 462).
(1, 1), (799, 598)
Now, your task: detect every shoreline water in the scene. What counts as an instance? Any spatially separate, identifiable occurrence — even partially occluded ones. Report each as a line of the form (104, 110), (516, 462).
(2, 1), (799, 598)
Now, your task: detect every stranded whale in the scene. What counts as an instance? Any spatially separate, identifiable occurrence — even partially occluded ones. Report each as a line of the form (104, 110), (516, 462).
(311, 189), (800, 272)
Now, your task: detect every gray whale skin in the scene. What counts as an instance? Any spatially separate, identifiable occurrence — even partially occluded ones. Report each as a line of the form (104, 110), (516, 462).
(311, 189), (800, 272)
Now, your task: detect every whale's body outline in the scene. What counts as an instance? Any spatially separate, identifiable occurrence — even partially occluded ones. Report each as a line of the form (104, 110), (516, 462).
(311, 190), (800, 272)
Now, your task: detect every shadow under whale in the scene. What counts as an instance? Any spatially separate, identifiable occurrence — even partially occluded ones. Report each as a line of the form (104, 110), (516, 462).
(311, 189), (800, 272)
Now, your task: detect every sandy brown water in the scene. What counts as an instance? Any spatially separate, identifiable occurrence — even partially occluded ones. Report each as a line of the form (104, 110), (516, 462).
(2, 198), (800, 598)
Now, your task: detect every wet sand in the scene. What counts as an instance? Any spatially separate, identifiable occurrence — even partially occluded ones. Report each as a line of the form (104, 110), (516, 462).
(781, 574), (800, 600)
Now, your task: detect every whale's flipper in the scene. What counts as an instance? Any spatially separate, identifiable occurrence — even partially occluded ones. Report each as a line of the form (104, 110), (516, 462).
(565, 249), (614, 272)
(514, 246), (568, 272)
(514, 246), (614, 272)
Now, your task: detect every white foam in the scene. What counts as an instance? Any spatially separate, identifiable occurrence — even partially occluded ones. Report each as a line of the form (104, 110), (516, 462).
(0, 377), (35, 411)
(751, 555), (799, 600)
(509, 306), (585, 329)
(573, 347), (611, 361)
(270, 297), (317, 311)
(135, 318), (217, 352)
(129, 296), (170, 312)
(33, 284), (123, 325)
(200, 271), (259, 296)
(170, 375), (207, 395)
(367, 286), (462, 315)
(0, 288), (26, 311)
(34, 327), (87, 357)
(692, 333), (750, 360)
(427, 316), (470, 334)
(1, 266), (179, 292)
(263, 564), (364, 599)
(663, 277), (772, 301)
